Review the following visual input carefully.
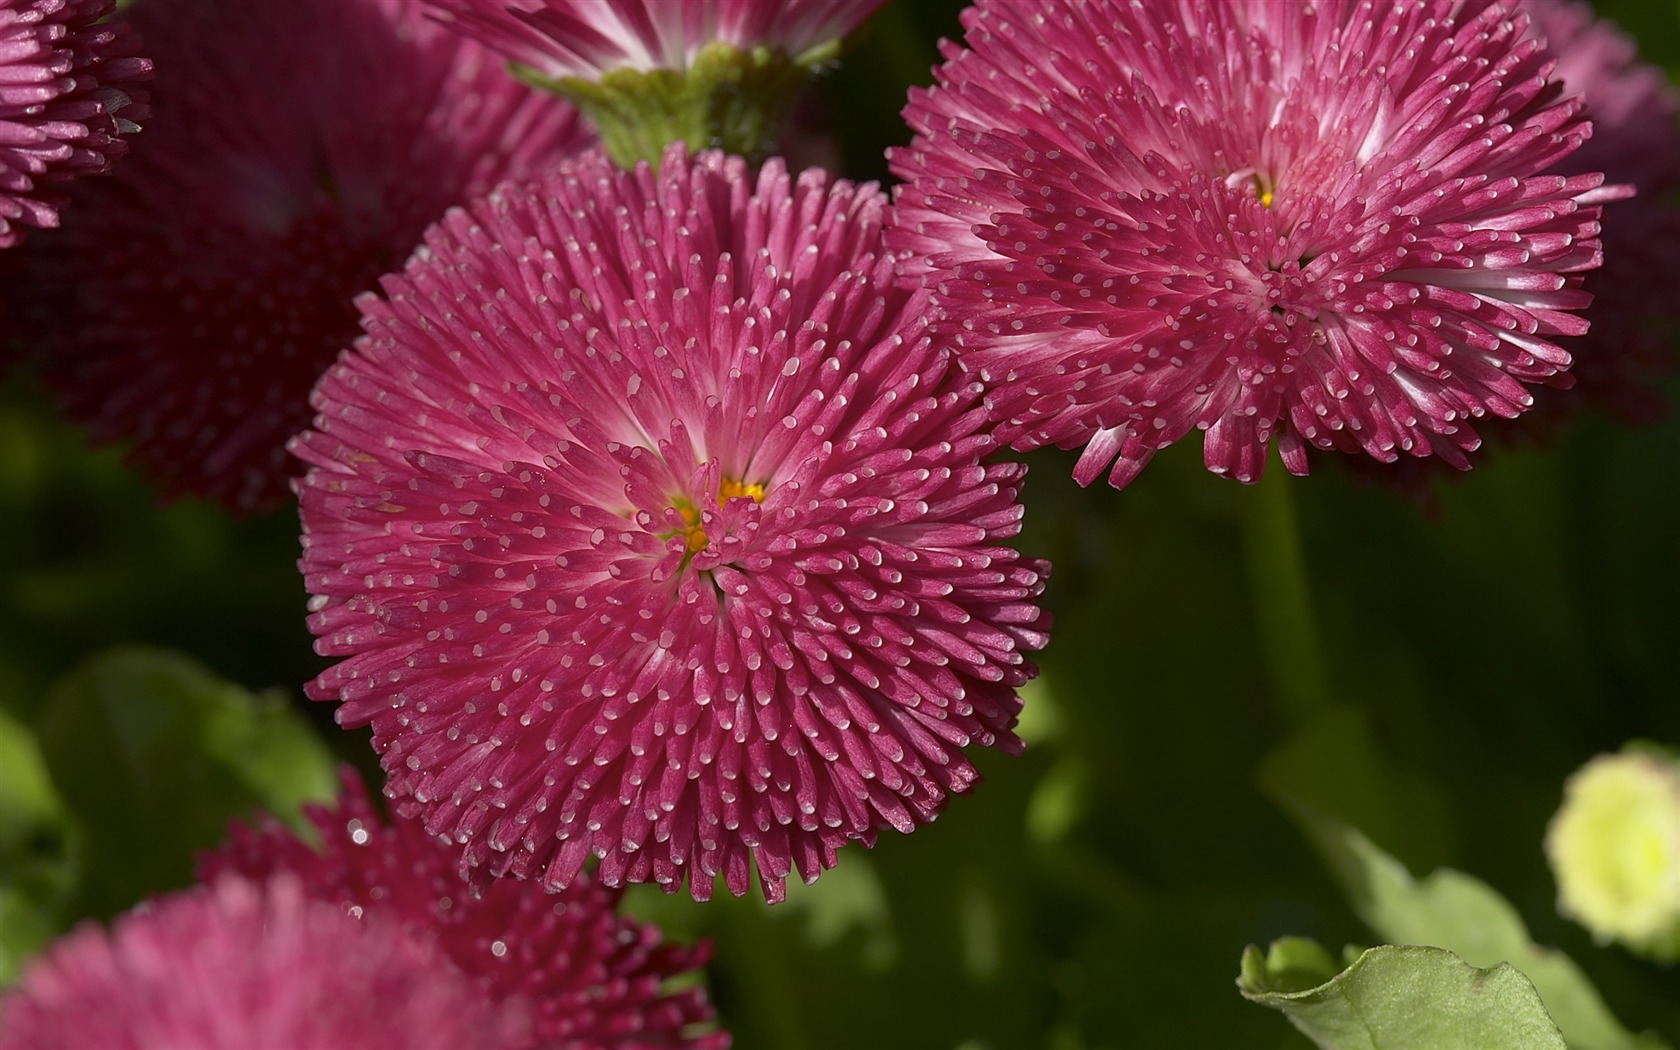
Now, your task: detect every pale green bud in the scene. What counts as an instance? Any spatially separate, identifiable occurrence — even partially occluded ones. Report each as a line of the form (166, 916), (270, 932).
(1545, 744), (1680, 960)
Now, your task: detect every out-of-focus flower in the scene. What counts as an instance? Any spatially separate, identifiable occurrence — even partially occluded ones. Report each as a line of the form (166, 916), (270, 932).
(890, 0), (1607, 490)
(1546, 744), (1680, 961)
(0, 875), (527, 1050)
(424, 0), (883, 165)
(202, 769), (728, 1049)
(0, 0), (148, 248)
(294, 146), (1049, 902)
(13, 0), (589, 512)
(1525, 0), (1680, 425)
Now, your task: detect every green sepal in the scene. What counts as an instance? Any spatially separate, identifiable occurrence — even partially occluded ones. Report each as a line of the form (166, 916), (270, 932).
(513, 40), (836, 168)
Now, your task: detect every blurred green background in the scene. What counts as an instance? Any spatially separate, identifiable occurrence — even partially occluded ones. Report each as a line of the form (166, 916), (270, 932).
(3, 1), (1680, 1047)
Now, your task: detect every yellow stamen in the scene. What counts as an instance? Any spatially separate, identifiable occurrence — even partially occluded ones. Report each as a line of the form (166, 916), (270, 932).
(718, 477), (766, 504)
(665, 477), (766, 557)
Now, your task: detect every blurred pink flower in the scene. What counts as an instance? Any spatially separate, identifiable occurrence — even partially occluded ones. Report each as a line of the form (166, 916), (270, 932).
(890, 0), (1608, 489)
(0, 0), (148, 247)
(1526, 0), (1680, 425)
(15, 0), (589, 512)
(202, 769), (728, 1050)
(0, 875), (525, 1050)
(424, 0), (884, 77)
(295, 146), (1049, 901)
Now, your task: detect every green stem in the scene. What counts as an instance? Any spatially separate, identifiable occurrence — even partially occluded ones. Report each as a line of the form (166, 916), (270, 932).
(1238, 462), (1332, 728)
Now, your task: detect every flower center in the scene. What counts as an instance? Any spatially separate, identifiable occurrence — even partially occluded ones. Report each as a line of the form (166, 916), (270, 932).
(718, 477), (766, 504)
(667, 476), (766, 556)
(1225, 167), (1276, 209)
(670, 497), (709, 553)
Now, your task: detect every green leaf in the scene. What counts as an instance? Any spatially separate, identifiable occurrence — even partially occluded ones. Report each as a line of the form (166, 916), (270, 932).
(1261, 706), (1670, 1050)
(0, 707), (75, 984)
(1279, 807), (1670, 1050)
(1240, 941), (1566, 1050)
(1240, 937), (1344, 996)
(34, 646), (337, 919)
(0, 705), (67, 857)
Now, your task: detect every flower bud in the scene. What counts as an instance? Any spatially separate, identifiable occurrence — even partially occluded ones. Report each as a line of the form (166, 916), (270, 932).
(1546, 744), (1680, 960)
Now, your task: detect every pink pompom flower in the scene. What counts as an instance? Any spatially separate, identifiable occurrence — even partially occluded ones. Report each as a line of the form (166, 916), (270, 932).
(0, 875), (527, 1050)
(0, 0), (148, 247)
(889, 0), (1610, 489)
(16, 0), (590, 512)
(295, 146), (1050, 902)
(202, 769), (728, 1050)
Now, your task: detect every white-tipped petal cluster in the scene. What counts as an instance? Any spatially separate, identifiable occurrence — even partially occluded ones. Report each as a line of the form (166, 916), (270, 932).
(296, 146), (1050, 901)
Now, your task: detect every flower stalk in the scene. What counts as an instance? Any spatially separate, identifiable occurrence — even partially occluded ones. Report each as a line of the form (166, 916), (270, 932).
(1238, 463), (1331, 729)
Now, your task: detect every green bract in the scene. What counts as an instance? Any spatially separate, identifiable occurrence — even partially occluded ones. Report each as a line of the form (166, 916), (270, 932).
(515, 40), (838, 168)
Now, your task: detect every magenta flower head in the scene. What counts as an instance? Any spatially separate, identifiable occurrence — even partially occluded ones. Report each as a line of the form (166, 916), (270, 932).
(0, 0), (148, 248)
(0, 875), (527, 1050)
(15, 0), (589, 513)
(890, 0), (1609, 489)
(202, 769), (728, 1049)
(295, 145), (1050, 902)
(424, 0), (884, 165)
(1527, 0), (1680, 424)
